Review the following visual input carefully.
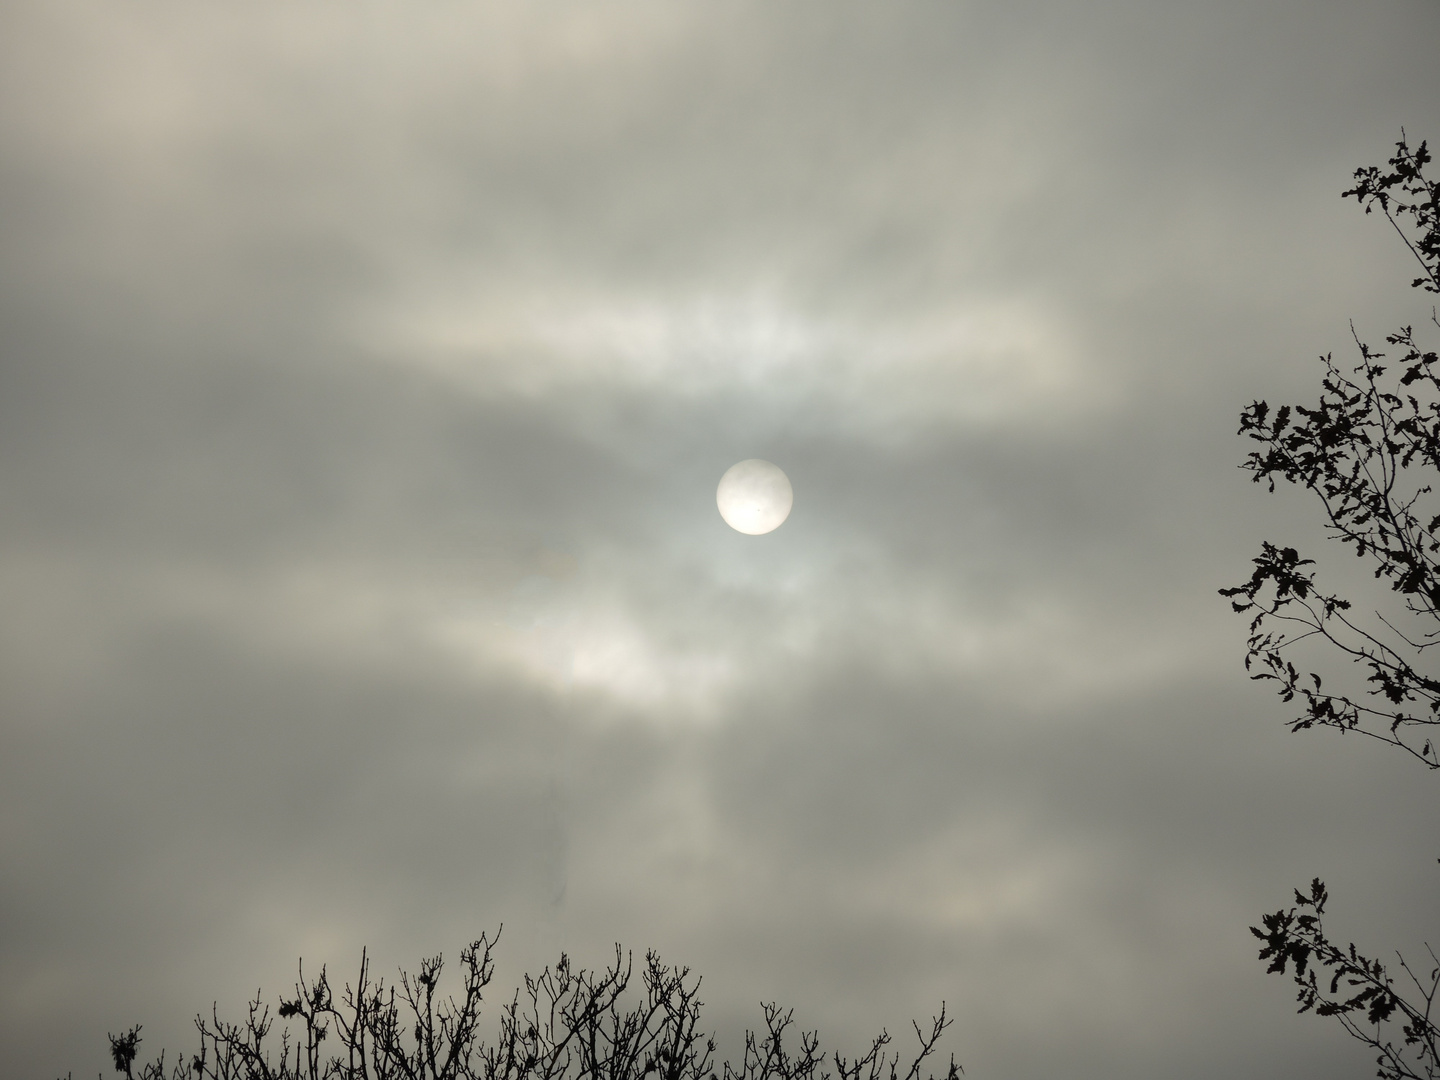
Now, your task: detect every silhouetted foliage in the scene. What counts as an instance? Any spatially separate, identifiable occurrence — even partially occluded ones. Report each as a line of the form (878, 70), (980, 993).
(1253, 879), (1439, 1079)
(67, 931), (962, 1080)
(1223, 133), (1440, 1080)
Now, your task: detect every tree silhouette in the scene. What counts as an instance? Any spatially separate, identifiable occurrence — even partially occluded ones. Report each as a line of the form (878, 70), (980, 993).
(1221, 133), (1440, 1080)
(64, 931), (962, 1080)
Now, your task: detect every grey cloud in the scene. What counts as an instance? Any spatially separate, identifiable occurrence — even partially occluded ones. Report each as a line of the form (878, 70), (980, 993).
(3, 2), (1440, 1080)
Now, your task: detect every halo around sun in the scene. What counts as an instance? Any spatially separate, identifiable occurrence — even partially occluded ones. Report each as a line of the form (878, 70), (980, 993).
(717, 459), (793, 535)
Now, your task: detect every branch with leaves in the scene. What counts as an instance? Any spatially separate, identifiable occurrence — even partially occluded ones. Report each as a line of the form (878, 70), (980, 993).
(1253, 879), (1440, 1080)
(1224, 133), (1440, 1077)
(1221, 135), (1440, 770)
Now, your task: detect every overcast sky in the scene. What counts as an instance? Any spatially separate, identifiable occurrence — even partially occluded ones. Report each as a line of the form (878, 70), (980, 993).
(4, 3), (1440, 1079)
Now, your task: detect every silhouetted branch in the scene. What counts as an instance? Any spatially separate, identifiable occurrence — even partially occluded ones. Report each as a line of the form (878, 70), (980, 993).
(1227, 132), (1440, 1078)
(79, 933), (960, 1080)
(1252, 880), (1439, 1080)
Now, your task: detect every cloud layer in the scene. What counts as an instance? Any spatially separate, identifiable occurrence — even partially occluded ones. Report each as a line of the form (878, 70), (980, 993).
(3, 3), (1439, 1079)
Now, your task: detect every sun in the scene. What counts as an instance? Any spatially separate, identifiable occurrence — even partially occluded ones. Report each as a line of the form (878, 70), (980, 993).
(716, 460), (793, 535)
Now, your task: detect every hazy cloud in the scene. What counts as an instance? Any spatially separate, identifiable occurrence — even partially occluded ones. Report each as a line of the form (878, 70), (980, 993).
(3, 3), (1439, 1079)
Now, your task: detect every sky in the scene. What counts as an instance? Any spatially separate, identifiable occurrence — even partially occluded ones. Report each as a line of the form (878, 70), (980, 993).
(3, 3), (1439, 1078)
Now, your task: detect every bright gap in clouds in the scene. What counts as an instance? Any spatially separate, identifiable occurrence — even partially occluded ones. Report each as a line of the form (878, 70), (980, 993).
(361, 289), (1112, 438)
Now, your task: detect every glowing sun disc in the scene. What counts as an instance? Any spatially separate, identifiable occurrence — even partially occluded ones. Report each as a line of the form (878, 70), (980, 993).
(717, 459), (793, 535)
